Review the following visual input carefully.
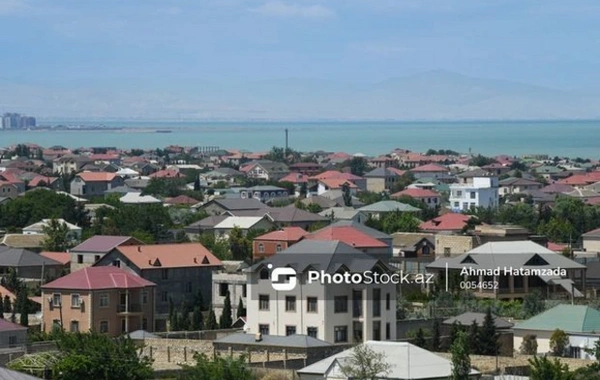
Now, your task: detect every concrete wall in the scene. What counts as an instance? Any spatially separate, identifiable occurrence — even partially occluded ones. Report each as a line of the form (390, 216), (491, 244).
(584, 238), (600, 253)
(435, 235), (476, 257)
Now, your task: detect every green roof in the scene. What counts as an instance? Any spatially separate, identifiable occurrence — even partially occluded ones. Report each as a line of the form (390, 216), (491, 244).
(514, 304), (600, 333)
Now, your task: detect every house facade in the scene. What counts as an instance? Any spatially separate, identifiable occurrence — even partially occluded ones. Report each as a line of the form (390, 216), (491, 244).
(449, 170), (499, 212)
(69, 235), (143, 272)
(70, 172), (124, 198)
(363, 168), (399, 193)
(41, 266), (156, 336)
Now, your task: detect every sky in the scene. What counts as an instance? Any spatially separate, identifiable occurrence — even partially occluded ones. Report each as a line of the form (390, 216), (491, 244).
(1, 0), (600, 119)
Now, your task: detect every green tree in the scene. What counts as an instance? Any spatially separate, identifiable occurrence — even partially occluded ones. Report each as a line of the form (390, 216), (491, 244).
(529, 355), (574, 380)
(51, 331), (154, 380)
(41, 218), (73, 252)
(142, 177), (187, 197)
(191, 307), (204, 331)
(236, 297), (246, 319)
(550, 329), (569, 357)
(523, 290), (545, 318)
(469, 154), (497, 167)
(342, 183), (353, 207)
(194, 290), (205, 311)
(520, 334), (538, 355)
(178, 353), (256, 380)
(467, 320), (480, 354)
(414, 328), (426, 348)
(380, 211), (420, 234)
(306, 203), (323, 213)
(449, 320), (461, 346)
(339, 343), (392, 380)
(431, 319), (441, 352)
(3, 296), (11, 313)
(450, 331), (471, 380)
(479, 307), (499, 356)
(539, 217), (576, 243)
(299, 182), (308, 198)
(349, 157), (368, 176)
(229, 227), (251, 260)
(16, 286), (29, 327)
(206, 308), (218, 330)
(219, 292), (233, 329)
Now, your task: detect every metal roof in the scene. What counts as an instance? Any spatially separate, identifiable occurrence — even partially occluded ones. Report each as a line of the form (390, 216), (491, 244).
(514, 304), (600, 333)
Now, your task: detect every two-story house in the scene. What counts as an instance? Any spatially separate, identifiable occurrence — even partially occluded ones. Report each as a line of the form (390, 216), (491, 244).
(69, 235), (144, 272)
(41, 266), (156, 336)
(449, 169), (499, 212)
(240, 185), (289, 202)
(363, 168), (400, 193)
(246, 240), (397, 344)
(94, 243), (222, 331)
(253, 227), (309, 260)
(499, 177), (543, 196)
(52, 155), (93, 174)
(241, 160), (290, 181)
(392, 188), (441, 209)
(70, 172), (124, 198)
(212, 261), (249, 322)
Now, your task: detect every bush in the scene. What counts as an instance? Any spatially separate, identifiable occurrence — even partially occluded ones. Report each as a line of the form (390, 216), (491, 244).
(520, 334), (538, 355)
(550, 329), (569, 357)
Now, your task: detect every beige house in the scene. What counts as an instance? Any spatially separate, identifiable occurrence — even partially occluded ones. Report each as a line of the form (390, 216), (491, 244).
(583, 228), (600, 252)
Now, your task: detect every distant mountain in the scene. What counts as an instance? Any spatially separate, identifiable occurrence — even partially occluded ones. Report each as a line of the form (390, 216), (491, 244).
(1, 70), (600, 120)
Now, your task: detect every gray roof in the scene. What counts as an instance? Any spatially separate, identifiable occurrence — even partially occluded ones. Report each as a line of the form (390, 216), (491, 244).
(443, 312), (514, 329)
(458, 169), (494, 178)
(247, 185), (287, 192)
(319, 207), (366, 220)
(207, 198), (268, 211)
(391, 233), (435, 251)
(364, 167), (400, 178)
(301, 195), (339, 209)
(0, 367), (44, 380)
(0, 247), (62, 267)
(124, 178), (150, 189)
(204, 167), (242, 177)
(104, 185), (140, 194)
(358, 200), (421, 213)
(298, 341), (480, 378)
(215, 333), (331, 348)
(185, 215), (229, 230)
(247, 160), (289, 173)
(227, 205), (328, 223)
(499, 177), (542, 186)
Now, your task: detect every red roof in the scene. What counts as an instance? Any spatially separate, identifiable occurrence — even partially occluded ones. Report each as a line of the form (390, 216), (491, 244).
(279, 172), (309, 184)
(89, 154), (120, 161)
(78, 172), (118, 182)
(318, 178), (358, 189)
(164, 195), (200, 205)
(547, 242), (568, 252)
(29, 176), (58, 187)
(392, 188), (439, 199)
(410, 163), (449, 173)
(0, 318), (27, 332)
(40, 251), (71, 265)
(387, 167), (406, 176)
(310, 170), (362, 181)
(42, 266), (155, 290)
(116, 243), (222, 269)
(558, 173), (600, 186)
(149, 169), (181, 179)
(420, 213), (474, 231)
(255, 227), (308, 242)
(305, 226), (388, 248)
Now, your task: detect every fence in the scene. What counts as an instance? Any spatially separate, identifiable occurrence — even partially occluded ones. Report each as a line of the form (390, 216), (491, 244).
(153, 328), (242, 341)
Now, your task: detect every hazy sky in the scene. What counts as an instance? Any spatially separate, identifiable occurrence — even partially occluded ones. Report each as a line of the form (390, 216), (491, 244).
(1, 0), (599, 88)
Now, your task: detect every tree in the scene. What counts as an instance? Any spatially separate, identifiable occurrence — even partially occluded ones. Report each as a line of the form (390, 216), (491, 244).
(349, 157), (368, 176)
(520, 334), (538, 355)
(191, 307), (204, 331)
(479, 307), (499, 356)
(550, 329), (569, 357)
(52, 331), (154, 380)
(0, 294), (4, 318)
(339, 343), (392, 380)
(299, 182), (308, 198)
(414, 328), (426, 348)
(467, 320), (480, 354)
(380, 211), (420, 234)
(194, 290), (206, 311)
(523, 291), (545, 318)
(342, 183), (352, 207)
(206, 308), (218, 330)
(42, 218), (73, 252)
(228, 227), (251, 261)
(469, 154), (497, 167)
(219, 292), (233, 329)
(431, 319), (441, 352)
(236, 297), (246, 319)
(450, 331), (471, 380)
(306, 203), (323, 213)
(3, 296), (11, 313)
(178, 353), (256, 380)
(449, 320), (461, 346)
(16, 286), (29, 327)
(529, 355), (574, 380)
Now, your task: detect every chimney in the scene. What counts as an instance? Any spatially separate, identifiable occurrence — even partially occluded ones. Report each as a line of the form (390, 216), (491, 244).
(255, 332), (262, 342)
(194, 257), (197, 264)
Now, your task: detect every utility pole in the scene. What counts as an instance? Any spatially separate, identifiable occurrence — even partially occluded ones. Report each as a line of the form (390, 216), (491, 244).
(285, 128), (289, 154)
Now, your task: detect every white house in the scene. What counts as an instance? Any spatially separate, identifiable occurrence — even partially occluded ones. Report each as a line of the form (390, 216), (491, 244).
(297, 341), (481, 380)
(449, 169), (499, 212)
(246, 240), (397, 344)
(23, 219), (82, 241)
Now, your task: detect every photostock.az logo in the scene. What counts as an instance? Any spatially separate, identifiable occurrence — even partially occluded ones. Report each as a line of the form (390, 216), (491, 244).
(268, 264), (297, 291)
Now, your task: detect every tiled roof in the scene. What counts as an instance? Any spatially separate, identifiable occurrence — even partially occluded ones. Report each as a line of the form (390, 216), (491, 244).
(77, 172), (118, 182)
(0, 318), (28, 332)
(410, 163), (448, 173)
(305, 226), (388, 248)
(149, 169), (181, 178)
(254, 227), (308, 242)
(309, 170), (362, 181)
(279, 172), (309, 184)
(116, 243), (222, 269)
(71, 235), (141, 253)
(392, 188), (440, 199)
(164, 195), (200, 205)
(318, 178), (358, 189)
(40, 251), (71, 265)
(420, 213), (474, 231)
(540, 183), (575, 194)
(42, 266), (155, 290)
(1, 234), (46, 249)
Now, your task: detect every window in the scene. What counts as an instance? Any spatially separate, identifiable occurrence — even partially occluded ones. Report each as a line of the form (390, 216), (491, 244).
(185, 282), (193, 293)
(422, 246), (431, 255)
(94, 255), (101, 262)
(258, 243), (264, 253)
(334, 296), (348, 313)
(100, 321), (109, 333)
(373, 321), (381, 341)
(352, 290), (363, 318)
(52, 293), (62, 307)
(443, 247), (451, 257)
(259, 295), (269, 311)
(285, 326), (296, 336)
(373, 289), (381, 317)
(276, 244), (282, 252)
(334, 326), (348, 343)
(285, 296), (296, 312)
(259, 324), (269, 335)
(161, 291), (168, 302)
(112, 260), (120, 268)
(8, 336), (16, 348)
(70, 320), (79, 332)
(71, 294), (81, 308)
(99, 293), (109, 307)
(77, 255), (83, 264)
(307, 327), (318, 338)
(161, 269), (169, 280)
(219, 283), (229, 297)
(307, 297), (318, 313)
(260, 268), (269, 280)
(141, 291), (148, 304)
(470, 191), (476, 199)
(457, 190), (462, 197)
(453, 202), (459, 208)
(386, 293), (391, 310)
(385, 323), (391, 340)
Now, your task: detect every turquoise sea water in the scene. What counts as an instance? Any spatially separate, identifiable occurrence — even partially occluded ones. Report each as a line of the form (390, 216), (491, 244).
(0, 120), (598, 158)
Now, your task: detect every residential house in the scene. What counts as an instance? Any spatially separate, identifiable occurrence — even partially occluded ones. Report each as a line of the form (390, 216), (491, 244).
(427, 241), (586, 300)
(513, 304), (600, 359)
(305, 225), (392, 260)
(317, 179), (358, 196)
(240, 185), (289, 202)
(358, 201), (421, 219)
(241, 160), (289, 181)
(563, 188), (600, 204)
(184, 215), (229, 240)
(198, 198), (268, 216)
(200, 168), (243, 187)
(540, 183), (575, 195)
(246, 240), (397, 344)
(213, 216), (276, 239)
(310, 171), (366, 192)
(149, 169), (183, 180)
(52, 155), (93, 174)
(0, 246), (63, 283)
(124, 177), (150, 190)
(69, 235), (143, 272)
(369, 155), (396, 168)
(94, 243), (222, 331)
(319, 207), (368, 224)
(0, 234), (46, 251)
(119, 192), (162, 204)
(164, 195), (200, 207)
(70, 172), (124, 198)
(0, 319), (28, 349)
(0, 181), (19, 198)
(410, 164), (452, 181)
(41, 266), (156, 336)
(253, 227), (308, 260)
(297, 341), (481, 380)
(449, 169), (499, 212)
(212, 261), (249, 321)
(130, 162), (160, 176)
(443, 312), (513, 356)
(390, 233), (435, 275)
(583, 228), (600, 252)
(40, 251), (71, 271)
(363, 168), (400, 193)
(482, 163), (511, 176)
(419, 213), (477, 234)
(279, 172), (309, 195)
(23, 219), (82, 241)
(499, 177), (543, 196)
(392, 188), (441, 209)
(289, 162), (322, 176)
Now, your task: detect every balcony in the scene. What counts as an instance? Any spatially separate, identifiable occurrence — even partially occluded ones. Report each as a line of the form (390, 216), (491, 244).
(117, 303), (143, 314)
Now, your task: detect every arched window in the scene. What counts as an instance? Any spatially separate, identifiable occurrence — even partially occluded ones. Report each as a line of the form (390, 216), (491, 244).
(258, 243), (264, 253)
(260, 268), (269, 280)
(276, 244), (282, 252)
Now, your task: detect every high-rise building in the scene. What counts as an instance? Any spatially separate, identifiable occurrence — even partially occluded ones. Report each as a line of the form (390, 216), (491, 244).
(1, 113), (36, 129)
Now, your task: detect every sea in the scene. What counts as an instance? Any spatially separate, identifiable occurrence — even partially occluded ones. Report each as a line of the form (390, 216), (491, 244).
(0, 120), (598, 158)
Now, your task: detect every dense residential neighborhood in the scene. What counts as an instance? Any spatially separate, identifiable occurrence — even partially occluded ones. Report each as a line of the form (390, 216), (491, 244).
(1, 142), (600, 379)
